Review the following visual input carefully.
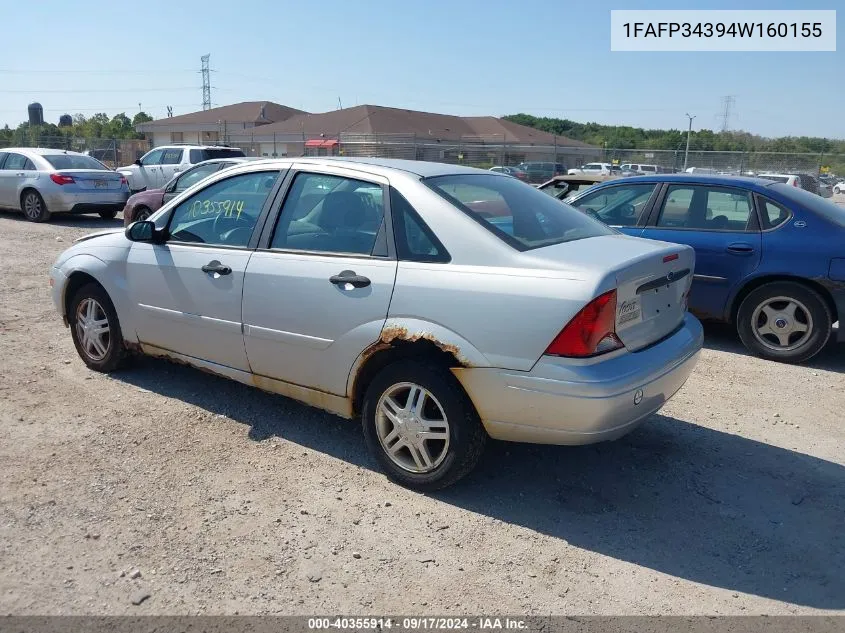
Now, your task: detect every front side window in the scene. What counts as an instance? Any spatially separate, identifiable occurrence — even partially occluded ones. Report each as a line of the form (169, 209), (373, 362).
(657, 185), (754, 231)
(4, 153), (28, 170)
(141, 149), (164, 166)
(167, 170), (280, 247)
(570, 183), (656, 227)
(426, 174), (613, 251)
(174, 163), (222, 192)
(160, 149), (183, 165)
(270, 172), (386, 255)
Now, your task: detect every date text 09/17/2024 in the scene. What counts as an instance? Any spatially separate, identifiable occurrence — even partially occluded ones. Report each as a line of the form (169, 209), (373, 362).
(307, 617), (528, 630)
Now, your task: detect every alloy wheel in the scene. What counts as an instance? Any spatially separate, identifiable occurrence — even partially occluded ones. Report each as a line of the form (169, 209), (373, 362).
(751, 296), (813, 352)
(75, 298), (111, 362)
(23, 193), (42, 220)
(375, 382), (450, 473)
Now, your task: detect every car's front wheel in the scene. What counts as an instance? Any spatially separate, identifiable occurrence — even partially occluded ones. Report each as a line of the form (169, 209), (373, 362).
(133, 206), (152, 222)
(736, 281), (832, 364)
(362, 360), (486, 491)
(21, 190), (50, 222)
(68, 283), (128, 373)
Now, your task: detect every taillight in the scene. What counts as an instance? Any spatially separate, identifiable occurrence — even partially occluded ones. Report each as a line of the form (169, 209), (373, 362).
(120, 175), (127, 186)
(50, 174), (75, 185)
(545, 289), (624, 358)
(793, 179), (799, 187)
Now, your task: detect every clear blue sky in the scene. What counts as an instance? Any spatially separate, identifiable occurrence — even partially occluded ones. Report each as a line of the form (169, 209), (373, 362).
(2, 0), (842, 138)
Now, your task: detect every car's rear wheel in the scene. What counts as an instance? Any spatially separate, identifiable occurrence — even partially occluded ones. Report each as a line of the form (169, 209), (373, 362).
(21, 190), (50, 223)
(68, 283), (128, 373)
(133, 207), (152, 222)
(736, 281), (832, 364)
(98, 209), (118, 220)
(361, 360), (486, 491)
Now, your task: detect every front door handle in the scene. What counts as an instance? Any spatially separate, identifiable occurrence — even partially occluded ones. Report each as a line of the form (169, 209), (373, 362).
(329, 270), (371, 288)
(201, 260), (232, 276)
(726, 242), (755, 255)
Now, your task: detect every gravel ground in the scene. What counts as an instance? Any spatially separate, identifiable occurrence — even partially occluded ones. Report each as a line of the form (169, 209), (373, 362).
(0, 206), (843, 616)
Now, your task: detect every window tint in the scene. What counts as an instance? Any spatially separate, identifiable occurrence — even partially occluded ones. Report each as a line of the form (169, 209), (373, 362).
(390, 188), (449, 263)
(0, 152), (7, 169)
(657, 185), (753, 231)
(271, 172), (386, 255)
(758, 197), (791, 229)
(175, 163), (222, 191)
(160, 149), (183, 165)
(426, 174), (613, 251)
(189, 148), (246, 163)
(571, 183), (656, 226)
(43, 154), (108, 170)
(141, 149), (164, 165)
(167, 170), (280, 247)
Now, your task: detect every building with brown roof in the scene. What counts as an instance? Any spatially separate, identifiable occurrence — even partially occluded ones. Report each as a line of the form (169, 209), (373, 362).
(136, 101), (306, 148)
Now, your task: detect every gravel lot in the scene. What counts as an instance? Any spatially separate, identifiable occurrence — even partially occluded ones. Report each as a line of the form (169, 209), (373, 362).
(0, 204), (843, 616)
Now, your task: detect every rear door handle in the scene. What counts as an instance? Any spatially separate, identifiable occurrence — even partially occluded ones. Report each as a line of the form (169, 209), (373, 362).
(201, 260), (232, 275)
(726, 242), (755, 255)
(329, 270), (371, 288)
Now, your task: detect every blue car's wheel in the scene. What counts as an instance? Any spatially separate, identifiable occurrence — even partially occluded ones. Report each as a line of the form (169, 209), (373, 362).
(737, 281), (832, 364)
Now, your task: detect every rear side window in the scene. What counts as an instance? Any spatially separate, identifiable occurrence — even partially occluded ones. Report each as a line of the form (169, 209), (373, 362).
(390, 188), (449, 263)
(43, 154), (109, 170)
(425, 174), (613, 251)
(190, 148), (246, 163)
(757, 197), (791, 229)
(4, 153), (29, 170)
(657, 185), (753, 231)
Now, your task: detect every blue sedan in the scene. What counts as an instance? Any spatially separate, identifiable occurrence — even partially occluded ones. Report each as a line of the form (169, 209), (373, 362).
(567, 174), (845, 363)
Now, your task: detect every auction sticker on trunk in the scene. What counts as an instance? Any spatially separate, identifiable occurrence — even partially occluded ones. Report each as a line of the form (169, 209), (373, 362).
(617, 297), (642, 326)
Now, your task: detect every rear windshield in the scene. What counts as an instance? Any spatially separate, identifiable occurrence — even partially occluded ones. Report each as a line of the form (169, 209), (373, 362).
(759, 175), (789, 184)
(189, 148), (246, 162)
(425, 174), (613, 251)
(770, 183), (845, 227)
(44, 154), (109, 170)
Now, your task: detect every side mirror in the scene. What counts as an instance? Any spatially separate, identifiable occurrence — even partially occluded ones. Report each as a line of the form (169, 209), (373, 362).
(125, 220), (163, 243)
(134, 159), (142, 166)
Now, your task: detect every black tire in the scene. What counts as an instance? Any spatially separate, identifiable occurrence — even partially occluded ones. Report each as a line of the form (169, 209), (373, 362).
(736, 281), (832, 364)
(133, 207), (152, 222)
(68, 282), (128, 373)
(98, 208), (119, 220)
(20, 189), (51, 223)
(361, 360), (486, 491)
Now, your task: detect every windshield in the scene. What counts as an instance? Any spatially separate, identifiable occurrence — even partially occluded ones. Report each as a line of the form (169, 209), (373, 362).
(770, 183), (845, 227)
(425, 174), (613, 251)
(44, 154), (109, 170)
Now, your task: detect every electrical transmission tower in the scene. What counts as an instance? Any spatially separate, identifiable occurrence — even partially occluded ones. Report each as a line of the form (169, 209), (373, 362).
(201, 54), (211, 111)
(719, 95), (735, 132)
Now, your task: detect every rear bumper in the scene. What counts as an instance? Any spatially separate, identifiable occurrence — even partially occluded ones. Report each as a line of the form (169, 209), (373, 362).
(454, 314), (703, 445)
(42, 190), (129, 213)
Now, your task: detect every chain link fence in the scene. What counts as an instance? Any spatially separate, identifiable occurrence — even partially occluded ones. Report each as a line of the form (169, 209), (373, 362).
(3, 133), (837, 181)
(0, 135), (151, 169)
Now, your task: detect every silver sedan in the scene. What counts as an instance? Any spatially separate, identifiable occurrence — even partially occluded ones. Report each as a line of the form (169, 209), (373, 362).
(49, 157), (702, 490)
(0, 148), (129, 222)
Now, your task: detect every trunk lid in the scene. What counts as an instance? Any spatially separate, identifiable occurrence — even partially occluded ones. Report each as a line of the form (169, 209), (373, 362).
(58, 170), (125, 190)
(522, 234), (695, 353)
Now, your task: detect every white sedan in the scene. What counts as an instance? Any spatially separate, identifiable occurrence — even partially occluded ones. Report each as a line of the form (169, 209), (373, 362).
(834, 181), (845, 195)
(50, 158), (702, 490)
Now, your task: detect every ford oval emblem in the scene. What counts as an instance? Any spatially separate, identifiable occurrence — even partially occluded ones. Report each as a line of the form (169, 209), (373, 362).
(633, 389), (644, 405)
(666, 271), (675, 282)
(794, 220), (807, 228)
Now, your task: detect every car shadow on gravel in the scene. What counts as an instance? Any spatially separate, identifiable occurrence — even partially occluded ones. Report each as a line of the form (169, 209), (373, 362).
(0, 209), (122, 230)
(702, 321), (845, 372)
(113, 356), (844, 610)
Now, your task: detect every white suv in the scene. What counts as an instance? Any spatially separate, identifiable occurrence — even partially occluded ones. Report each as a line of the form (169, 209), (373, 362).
(567, 162), (612, 176)
(118, 145), (246, 192)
